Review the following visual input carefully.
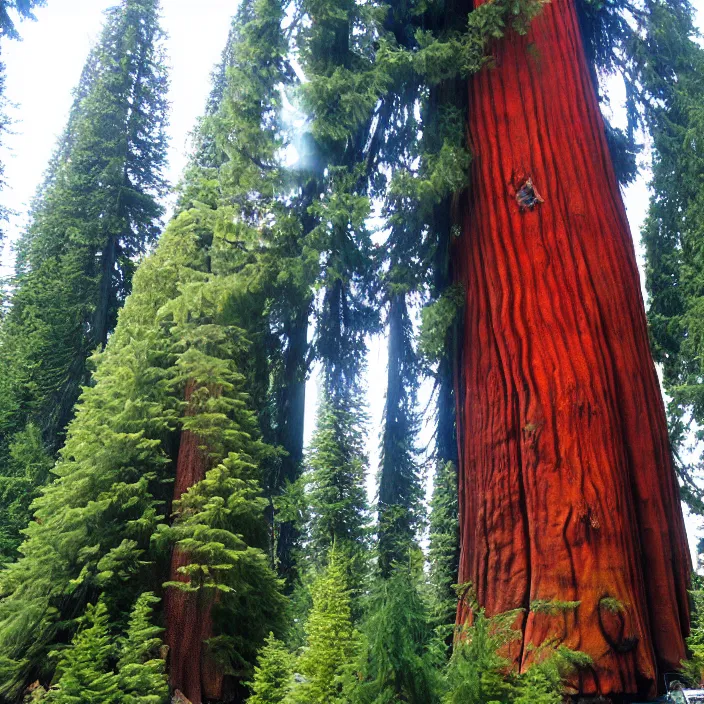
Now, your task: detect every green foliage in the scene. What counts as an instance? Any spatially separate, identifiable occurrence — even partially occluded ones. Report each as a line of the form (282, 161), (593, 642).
(116, 593), (169, 704)
(443, 610), (519, 704)
(0, 0), (44, 38)
(443, 610), (585, 704)
(0, 208), (284, 698)
(304, 393), (370, 569)
(349, 567), (441, 704)
(0, 423), (52, 562)
(428, 461), (459, 637)
(247, 633), (295, 704)
(0, 0), (169, 559)
(419, 286), (465, 364)
(287, 551), (362, 704)
(38, 593), (168, 703)
(47, 600), (119, 704)
(530, 600), (582, 615)
(683, 575), (704, 685)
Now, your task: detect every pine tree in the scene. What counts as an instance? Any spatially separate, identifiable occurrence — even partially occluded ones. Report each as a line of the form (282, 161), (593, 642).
(116, 592), (169, 704)
(640, 1), (704, 511)
(0, 207), (284, 700)
(305, 395), (370, 566)
(0, 423), (52, 561)
(247, 633), (295, 704)
(287, 550), (361, 704)
(350, 566), (440, 704)
(442, 611), (518, 704)
(47, 600), (119, 704)
(427, 460), (459, 638)
(0, 0), (168, 560)
(377, 291), (423, 577)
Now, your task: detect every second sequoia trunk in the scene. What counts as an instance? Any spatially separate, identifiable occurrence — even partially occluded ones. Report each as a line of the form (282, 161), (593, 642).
(454, 0), (691, 696)
(165, 380), (222, 704)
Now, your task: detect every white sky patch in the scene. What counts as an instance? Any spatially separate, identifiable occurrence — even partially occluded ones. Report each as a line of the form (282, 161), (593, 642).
(0, 0), (703, 561)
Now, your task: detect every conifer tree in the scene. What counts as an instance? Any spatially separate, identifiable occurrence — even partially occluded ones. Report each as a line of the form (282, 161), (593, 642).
(47, 600), (119, 704)
(0, 207), (284, 701)
(0, 0), (168, 560)
(116, 592), (169, 704)
(450, 0), (692, 694)
(247, 633), (294, 704)
(178, 0), (316, 588)
(350, 567), (440, 704)
(377, 278), (423, 577)
(427, 459), (459, 636)
(305, 396), (370, 566)
(640, 1), (704, 509)
(287, 550), (361, 704)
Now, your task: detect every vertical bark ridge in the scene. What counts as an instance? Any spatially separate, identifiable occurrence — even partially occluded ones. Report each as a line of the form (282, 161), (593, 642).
(454, 0), (691, 696)
(165, 380), (223, 704)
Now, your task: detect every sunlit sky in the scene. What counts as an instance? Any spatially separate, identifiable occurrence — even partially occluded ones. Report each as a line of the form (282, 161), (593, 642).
(0, 0), (703, 561)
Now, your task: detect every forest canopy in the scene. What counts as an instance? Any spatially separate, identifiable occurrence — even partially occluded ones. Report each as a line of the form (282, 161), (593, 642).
(0, 0), (702, 702)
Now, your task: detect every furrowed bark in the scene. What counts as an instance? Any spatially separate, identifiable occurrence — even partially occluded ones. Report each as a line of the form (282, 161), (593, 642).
(454, 0), (691, 696)
(165, 380), (222, 704)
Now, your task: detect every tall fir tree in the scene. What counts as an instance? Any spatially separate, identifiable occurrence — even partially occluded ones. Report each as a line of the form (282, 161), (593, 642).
(640, 0), (704, 510)
(349, 567), (441, 704)
(286, 550), (361, 704)
(47, 600), (120, 704)
(116, 592), (169, 704)
(246, 633), (294, 704)
(427, 459), (459, 638)
(0, 0), (168, 560)
(0, 205), (285, 701)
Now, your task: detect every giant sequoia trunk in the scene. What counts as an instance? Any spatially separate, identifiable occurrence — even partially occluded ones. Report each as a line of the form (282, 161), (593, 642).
(454, 0), (691, 696)
(165, 380), (222, 704)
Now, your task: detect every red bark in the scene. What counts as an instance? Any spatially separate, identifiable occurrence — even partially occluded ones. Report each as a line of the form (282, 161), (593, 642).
(454, 0), (691, 697)
(165, 380), (223, 704)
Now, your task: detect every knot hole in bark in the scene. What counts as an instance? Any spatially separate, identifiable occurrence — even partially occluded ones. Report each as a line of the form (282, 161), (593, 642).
(510, 171), (544, 210)
(598, 596), (638, 655)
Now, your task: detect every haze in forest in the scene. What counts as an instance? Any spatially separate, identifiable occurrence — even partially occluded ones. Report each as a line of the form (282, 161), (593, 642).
(1, 0), (703, 563)
(1, 0), (704, 701)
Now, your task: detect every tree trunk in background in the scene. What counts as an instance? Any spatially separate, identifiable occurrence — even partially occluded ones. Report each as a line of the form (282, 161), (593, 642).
(454, 0), (691, 696)
(275, 305), (309, 585)
(165, 380), (222, 704)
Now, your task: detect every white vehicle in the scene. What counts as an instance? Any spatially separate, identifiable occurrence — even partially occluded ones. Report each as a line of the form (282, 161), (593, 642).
(667, 688), (704, 704)
(664, 674), (704, 704)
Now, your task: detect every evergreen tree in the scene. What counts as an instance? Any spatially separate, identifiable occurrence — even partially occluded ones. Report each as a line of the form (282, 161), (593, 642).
(448, 0), (692, 691)
(427, 460), (459, 637)
(305, 395), (370, 565)
(116, 592), (169, 704)
(350, 567), (440, 704)
(247, 633), (295, 704)
(47, 600), (119, 704)
(639, 1), (704, 510)
(0, 0), (169, 560)
(442, 611), (518, 704)
(377, 292), (423, 577)
(0, 207), (283, 699)
(177, 0), (316, 589)
(0, 423), (52, 561)
(0, 0), (44, 38)
(287, 550), (361, 704)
